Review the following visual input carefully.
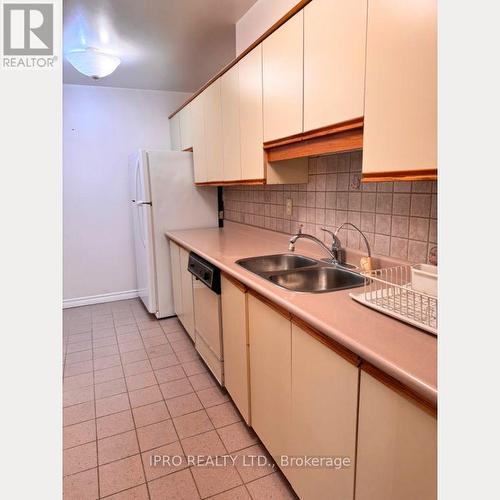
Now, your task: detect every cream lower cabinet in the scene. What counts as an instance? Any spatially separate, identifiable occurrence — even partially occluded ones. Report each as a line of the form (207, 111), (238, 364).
(221, 275), (250, 423)
(288, 323), (359, 500)
(355, 370), (437, 500)
(169, 240), (195, 340)
(248, 294), (291, 460)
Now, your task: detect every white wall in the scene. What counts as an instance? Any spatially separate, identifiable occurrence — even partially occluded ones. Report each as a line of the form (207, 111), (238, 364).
(63, 84), (190, 305)
(236, 0), (299, 54)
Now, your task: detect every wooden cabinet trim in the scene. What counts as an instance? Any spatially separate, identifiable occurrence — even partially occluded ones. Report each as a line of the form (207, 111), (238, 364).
(221, 272), (247, 293)
(291, 316), (361, 367)
(169, 0), (314, 119)
(265, 125), (363, 162)
(361, 361), (437, 417)
(362, 169), (437, 183)
(195, 178), (265, 187)
(247, 289), (292, 320)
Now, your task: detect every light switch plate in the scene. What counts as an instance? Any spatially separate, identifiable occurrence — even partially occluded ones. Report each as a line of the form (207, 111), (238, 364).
(286, 198), (293, 216)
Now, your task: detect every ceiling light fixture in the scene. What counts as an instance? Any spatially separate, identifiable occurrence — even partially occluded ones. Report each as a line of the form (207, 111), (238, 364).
(66, 47), (120, 80)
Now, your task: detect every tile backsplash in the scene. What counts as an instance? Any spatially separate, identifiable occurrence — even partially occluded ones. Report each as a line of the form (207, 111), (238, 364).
(223, 151), (437, 263)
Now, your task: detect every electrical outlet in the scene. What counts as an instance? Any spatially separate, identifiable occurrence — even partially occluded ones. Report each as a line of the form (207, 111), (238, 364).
(286, 198), (293, 216)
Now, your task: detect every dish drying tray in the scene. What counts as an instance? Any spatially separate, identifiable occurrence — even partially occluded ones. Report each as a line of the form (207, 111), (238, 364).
(350, 265), (437, 336)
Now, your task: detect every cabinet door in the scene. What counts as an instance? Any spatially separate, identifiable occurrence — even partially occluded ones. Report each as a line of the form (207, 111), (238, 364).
(203, 80), (224, 182)
(288, 324), (358, 499)
(248, 295), (291, 459)
(221, 276), (250, 423)
(221, 65), (242, 181)
(303, 0), (367, 131)
(179, 247), (195, 340)
(179, 102), (193, 151)
(169, 240), (183, 320)
(363, 0), (437, 177)
(262, 11), (303, 142)
(169, 113), (181, 151)
(239, 45), (264, 180)
(191, 93), (207, 183)
(355, 370), (437, 500)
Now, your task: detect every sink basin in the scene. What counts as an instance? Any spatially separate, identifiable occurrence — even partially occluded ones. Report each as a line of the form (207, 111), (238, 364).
(268, 267), (366, 293)
(236, 253), (318, 274)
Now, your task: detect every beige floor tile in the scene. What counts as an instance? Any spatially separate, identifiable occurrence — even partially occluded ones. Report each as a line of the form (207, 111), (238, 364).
(217, 422), (258, 453)
(148, 468), (200, 500)
(92, 336), (117, 348)
(189, 372), (216, 392)
(182, 359), (208, 376)
(120, 340), (145, 354)
(115, 324), (140, 335)
(97, 409), (135, 439)
(65, 360), (94, 377)
(160, 378), (194, 400)
(64, 441), (97, 476)
(132, 401), (170, 428)
(160, 317), (183, 333)
(129, 385), (163, 408)
(190, 464), (243, 499)
(92, 328), (116, 339)
(64, 386), (94, 407)
(63, 372), (94, 391)
(137, 418), (177, 452)
(206, 402), (241, 429)
(95, 378), (127, 400)
(245, 472), (296, 500)
(170, 338), (195, 354)
(123, 359), (153, 377)
(96, 393), (131, 418)
(141, 440), (187, 481)
(165, 330), (187, 343)
(117, 333), (142, 344)
(120, 349), (149, 365)
(93, 345), (119, 359)
(150, 353), (180, 370)
(166, 393), (203, 418)
(94, 365), (124, 384)
(67, 332), (92, 344)
(98, 454), (145, 498)
(155, 365), (185, 384)
(233, 444), (275, 483)
(93, 355), (121, 371)
(142, 335), (169, 348)
(64, 420), (96, 449)
(173, 410), (214, 439)
(208, 485), (251, 500)
(197, 387), (230, 409)
(65, 350), (93, 364)
(64, 401), (96, 427)
(141, 327), (166, 339)
(181, 430), (226, 457)
(126, 371), (158, 391)
(176, 349), (200, 363)
(63, 467), (98, 500)
(147, 343), (175, 359)
(67, 341), (93, 354)
(103, 484), (149, 499)
(98, 430), (139, 465)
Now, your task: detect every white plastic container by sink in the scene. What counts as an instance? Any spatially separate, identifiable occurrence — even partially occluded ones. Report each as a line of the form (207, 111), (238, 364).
(411, 264), (437, 297)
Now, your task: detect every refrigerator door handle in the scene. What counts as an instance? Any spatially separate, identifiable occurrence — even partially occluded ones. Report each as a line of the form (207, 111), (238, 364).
(135, 200), (152, 206)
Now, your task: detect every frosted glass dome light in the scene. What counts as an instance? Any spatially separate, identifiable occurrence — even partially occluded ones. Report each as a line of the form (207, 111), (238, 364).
(66, 47), (121, 80)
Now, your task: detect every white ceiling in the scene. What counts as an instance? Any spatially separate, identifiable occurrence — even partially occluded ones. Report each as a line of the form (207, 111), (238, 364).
(63, 0), (258, 92)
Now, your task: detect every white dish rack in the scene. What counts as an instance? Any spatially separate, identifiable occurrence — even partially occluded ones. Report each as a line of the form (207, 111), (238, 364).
(350, 265), (437, 336)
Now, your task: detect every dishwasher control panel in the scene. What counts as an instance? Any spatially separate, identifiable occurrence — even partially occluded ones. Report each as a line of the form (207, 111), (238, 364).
(187, 252), (221, 294)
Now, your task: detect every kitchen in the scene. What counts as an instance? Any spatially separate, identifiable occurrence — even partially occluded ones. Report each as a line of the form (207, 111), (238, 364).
(4, 0), (496, 499)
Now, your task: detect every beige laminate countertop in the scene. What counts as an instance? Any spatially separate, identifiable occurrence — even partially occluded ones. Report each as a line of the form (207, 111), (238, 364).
(166, 222), (437, 405)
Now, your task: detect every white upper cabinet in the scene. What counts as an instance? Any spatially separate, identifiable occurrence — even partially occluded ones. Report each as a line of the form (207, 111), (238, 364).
(221, 64), (242, 181)
(262, 11), (304, 142)
(191, 93), (207, 183)
(239, 45), (265, 180)
(303, 0), (367, 132)
(179, 102), (193, 151)
(362, 0), (437, 178)
(169, 113), (181, 151)
(203, 79), (224, 182)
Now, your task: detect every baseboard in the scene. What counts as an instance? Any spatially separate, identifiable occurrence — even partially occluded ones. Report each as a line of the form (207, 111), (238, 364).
(63, 289), (139, 309)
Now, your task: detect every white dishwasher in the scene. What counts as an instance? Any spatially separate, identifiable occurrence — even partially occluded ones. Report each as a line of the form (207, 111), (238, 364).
(187, 252), (224, 385)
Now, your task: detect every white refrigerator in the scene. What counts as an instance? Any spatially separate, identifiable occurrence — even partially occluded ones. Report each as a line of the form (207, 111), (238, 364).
(129, 149), (218, 318)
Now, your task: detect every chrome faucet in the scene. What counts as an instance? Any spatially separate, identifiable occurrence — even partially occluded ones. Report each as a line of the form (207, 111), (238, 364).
(288, 225), (339, 263)
(334, 222), (372, 258)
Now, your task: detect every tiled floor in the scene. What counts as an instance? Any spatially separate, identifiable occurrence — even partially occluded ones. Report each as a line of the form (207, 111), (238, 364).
(63, 298), (297, 499)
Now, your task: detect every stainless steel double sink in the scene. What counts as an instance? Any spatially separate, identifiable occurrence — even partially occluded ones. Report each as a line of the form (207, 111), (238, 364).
(236, 254), (366, 293)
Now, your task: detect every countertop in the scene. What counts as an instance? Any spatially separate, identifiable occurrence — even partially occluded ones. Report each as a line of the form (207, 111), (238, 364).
(166, 222), (437, 405)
